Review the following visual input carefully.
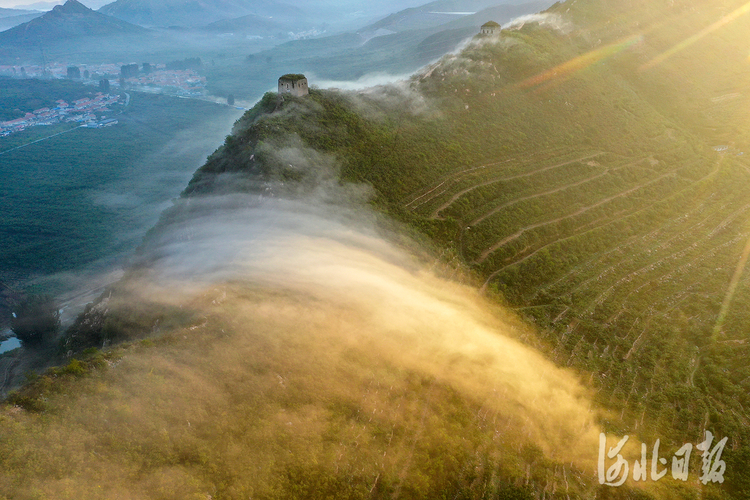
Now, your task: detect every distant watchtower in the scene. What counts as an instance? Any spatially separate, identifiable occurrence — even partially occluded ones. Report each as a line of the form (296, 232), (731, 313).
(278, 74), (308, 97)
(480, 21), (500, 35)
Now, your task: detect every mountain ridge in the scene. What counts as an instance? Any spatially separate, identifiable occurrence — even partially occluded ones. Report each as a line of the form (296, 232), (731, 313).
(0, 0), (146, 45)
(98, 0), (305, 28)
(181, 0), (750, 494)
(0, 7), (41, 18)
(3, 0), (750, 497)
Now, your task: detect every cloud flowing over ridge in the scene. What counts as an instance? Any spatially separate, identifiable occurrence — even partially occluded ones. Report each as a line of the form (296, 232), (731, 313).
(1, 105), (609, 499)
(131, 152), (602, 468)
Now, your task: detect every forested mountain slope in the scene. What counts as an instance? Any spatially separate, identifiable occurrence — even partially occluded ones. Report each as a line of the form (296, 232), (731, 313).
(4, 0), (750, 498)
(187, 0), (750, 490)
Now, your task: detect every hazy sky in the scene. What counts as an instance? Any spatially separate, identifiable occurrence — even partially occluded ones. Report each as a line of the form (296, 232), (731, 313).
(1, 0), (110, 9)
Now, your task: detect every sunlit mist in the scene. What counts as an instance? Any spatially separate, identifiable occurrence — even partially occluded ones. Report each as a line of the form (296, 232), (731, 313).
(518, 34), (642, 92)
(640, 0), (750, 71)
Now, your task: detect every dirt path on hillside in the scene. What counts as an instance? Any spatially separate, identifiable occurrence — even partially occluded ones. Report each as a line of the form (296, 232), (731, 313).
(402, 147), (586, 210)
(475, 168), (680, 264)
(431, 152), (605, 219)
(404, 159), (517, 210)
(582, 202), (750, 314)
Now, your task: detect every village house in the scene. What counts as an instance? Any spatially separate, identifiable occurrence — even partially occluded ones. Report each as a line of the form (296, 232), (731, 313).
(0, 93), (121, 136)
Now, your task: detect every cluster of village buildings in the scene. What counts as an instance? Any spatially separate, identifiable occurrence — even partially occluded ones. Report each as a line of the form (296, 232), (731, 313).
(0, 92), (121, 137)
(0, 62), (119, 80)
(0, 63), (207, 96)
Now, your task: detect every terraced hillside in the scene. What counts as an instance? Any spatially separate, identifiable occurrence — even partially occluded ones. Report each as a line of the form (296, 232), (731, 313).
(393, 0), (750, 451)
(5, 0), (750, 497)
(183, 0), (750, 478)
(403, 139), (749, 428)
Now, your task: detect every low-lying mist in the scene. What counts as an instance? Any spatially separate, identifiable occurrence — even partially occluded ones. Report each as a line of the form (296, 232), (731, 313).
(140, 181), (604, 461)
(3, 124), (609, 498)
(46, 107), (242, 320)
(4, 153), (612, 494)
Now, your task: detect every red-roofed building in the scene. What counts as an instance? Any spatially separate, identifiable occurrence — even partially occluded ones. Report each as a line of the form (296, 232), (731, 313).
(1, 117), (29, 129)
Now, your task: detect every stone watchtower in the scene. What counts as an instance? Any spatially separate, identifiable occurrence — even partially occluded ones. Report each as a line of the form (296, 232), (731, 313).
(480, 21), (500, 35)
(278, 74), (308, 97)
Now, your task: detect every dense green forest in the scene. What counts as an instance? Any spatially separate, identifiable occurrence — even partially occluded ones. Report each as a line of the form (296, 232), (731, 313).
(0, 77), (95, 121)
(0, 89), (239, 287)
(4, 0), (750, 497)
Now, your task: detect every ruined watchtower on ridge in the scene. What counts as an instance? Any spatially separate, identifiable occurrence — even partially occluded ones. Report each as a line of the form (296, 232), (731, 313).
(278, 74), (308, 97)
(480, 21), (500, 35)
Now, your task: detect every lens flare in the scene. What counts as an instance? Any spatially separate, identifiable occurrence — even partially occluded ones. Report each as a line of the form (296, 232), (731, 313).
(640, 1), (750, 71)
(517, 35), (642, 92)
(712, 232), (750, 340)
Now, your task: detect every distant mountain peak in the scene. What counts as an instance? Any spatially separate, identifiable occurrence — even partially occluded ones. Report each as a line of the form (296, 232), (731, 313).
(53, 0), (91, 14)
(0, 0), (146, 46)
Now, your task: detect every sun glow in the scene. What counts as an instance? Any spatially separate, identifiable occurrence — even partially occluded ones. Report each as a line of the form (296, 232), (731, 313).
(517, 35), (642, 91)
(713, 233), (750, 340)
(641, 0), (750, 71)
